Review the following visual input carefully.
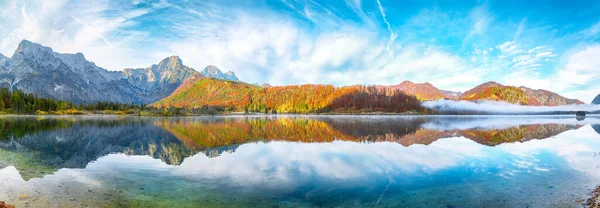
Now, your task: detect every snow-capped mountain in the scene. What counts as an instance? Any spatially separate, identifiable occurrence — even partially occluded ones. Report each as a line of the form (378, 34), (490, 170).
(0, 40), (239, 104)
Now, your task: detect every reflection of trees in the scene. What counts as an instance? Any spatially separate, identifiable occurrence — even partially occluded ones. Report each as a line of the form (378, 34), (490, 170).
(0, 116), (586, 180)
(155, 117), (362, 149)
(458, 124), (582, 146)
(156, 117), (580, 149)
(0, 117), (198, 180)
(0, 117), (76, 140)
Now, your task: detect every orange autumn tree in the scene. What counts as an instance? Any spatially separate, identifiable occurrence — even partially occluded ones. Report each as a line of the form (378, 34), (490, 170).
(152, 76), (425, 114)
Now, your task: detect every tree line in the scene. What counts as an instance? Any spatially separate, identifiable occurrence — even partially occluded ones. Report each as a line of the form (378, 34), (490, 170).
(153, 78), (427, 114)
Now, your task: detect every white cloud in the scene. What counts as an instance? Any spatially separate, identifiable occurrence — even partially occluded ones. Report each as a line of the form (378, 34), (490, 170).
(581, 20), (600, 37)
(0, 0), (595, 102)
(497, 41), (520, 54)
(0, 0), (154, 70)
(562, 45), (600, 75)
(375, 0), (397, 50)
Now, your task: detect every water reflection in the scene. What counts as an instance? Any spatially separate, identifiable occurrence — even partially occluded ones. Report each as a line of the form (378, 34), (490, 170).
(0, 115), (598, 207)
(0, 116), (596, 181)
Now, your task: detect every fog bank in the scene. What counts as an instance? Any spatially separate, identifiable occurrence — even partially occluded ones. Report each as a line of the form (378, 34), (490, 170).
(422, 100), (600, 114)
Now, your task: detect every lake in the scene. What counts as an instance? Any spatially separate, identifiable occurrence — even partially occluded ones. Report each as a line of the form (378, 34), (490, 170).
(0, 115), (599, 207)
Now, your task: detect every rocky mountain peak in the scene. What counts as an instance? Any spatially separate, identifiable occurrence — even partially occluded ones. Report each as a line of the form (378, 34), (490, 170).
(203, 65), (221, 74)
(15, 39), (53, 57)
(224, 71), (236, 77)
(157, 56), (183, 70)
(201, 65), (239, 81)
(480, 81), (502, 87)
(400, 80), (414, 86)
(593, 94), (600, 105)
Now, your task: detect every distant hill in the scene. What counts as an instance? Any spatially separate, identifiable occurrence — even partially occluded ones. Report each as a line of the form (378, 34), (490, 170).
(386, 81), (448, 100)
(459, 82), (528, 105)
(518, 87), (584, 106)
(458, 81), (583, 106)
(152, 75), (424, 113)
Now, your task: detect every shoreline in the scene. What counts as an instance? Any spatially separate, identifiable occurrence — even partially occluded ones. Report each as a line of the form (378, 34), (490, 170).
(0, 113), (597, 118)
(587, 186), (600, 207)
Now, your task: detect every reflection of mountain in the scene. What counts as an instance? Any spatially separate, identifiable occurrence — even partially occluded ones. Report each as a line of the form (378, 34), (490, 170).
(593, 125), (600, 135)
(0, 116), (586, 180)
(0, 117), (199, 180)
(155, 117), (580, 148)
(458, 124), (582, 146)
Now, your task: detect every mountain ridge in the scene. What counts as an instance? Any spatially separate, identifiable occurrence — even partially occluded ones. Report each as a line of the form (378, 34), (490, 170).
(201, 65), (238, 81)
(0, 40), (239, 104)
(384, 80), (449, 100)
(458, 81), (583, 105)
(0, 40), (586, 107)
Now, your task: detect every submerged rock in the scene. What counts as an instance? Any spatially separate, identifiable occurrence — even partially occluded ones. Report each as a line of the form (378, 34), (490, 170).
(0, 201), (15, 208)
(587, 186), (600, 207)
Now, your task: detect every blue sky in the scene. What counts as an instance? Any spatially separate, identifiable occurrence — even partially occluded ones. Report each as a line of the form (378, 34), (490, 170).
(0, 0), (599, 102)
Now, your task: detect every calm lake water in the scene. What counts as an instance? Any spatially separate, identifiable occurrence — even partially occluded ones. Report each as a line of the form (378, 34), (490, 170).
(0, 115), (599, 207)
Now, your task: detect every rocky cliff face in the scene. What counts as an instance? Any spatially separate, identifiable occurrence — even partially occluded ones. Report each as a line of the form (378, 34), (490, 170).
(0, 53), (7, 70)
(0, 40), (134, 103)
(123, 56), (199, 103)
(0, 40), (244, 104)
(0, 40), (239, 104)
(201, 65), (239, 81)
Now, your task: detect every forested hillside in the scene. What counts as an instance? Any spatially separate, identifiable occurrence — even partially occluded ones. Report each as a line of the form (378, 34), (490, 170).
(152, 76), (425, 114)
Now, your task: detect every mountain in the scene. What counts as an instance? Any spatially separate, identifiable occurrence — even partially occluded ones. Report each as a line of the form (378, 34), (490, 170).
(122, 56), (198, 103)
(387, 81), (448, 100)
(154, 74), (261, 109)
(459, 81), (583, 106)
(152, 76), (424, 113)
(440, 90), (462, 99)
(0, 40), (134, 103)
(593, 94), (600, 105)
(460, 81), (528, 105)
(0, 53), (7, 69)
(201, 65), (238, 81)
(0, 40), (240, 104)
(518, 87), (584, 106)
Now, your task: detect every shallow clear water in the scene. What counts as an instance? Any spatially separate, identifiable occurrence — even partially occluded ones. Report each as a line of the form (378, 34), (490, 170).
(0, 115), (599, 207)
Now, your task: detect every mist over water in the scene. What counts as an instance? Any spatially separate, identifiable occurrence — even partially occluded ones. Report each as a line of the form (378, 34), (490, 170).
(422, 100), (600, 114)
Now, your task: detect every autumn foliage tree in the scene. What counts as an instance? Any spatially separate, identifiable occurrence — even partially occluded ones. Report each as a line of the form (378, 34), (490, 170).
(152, 77), (425, 114)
